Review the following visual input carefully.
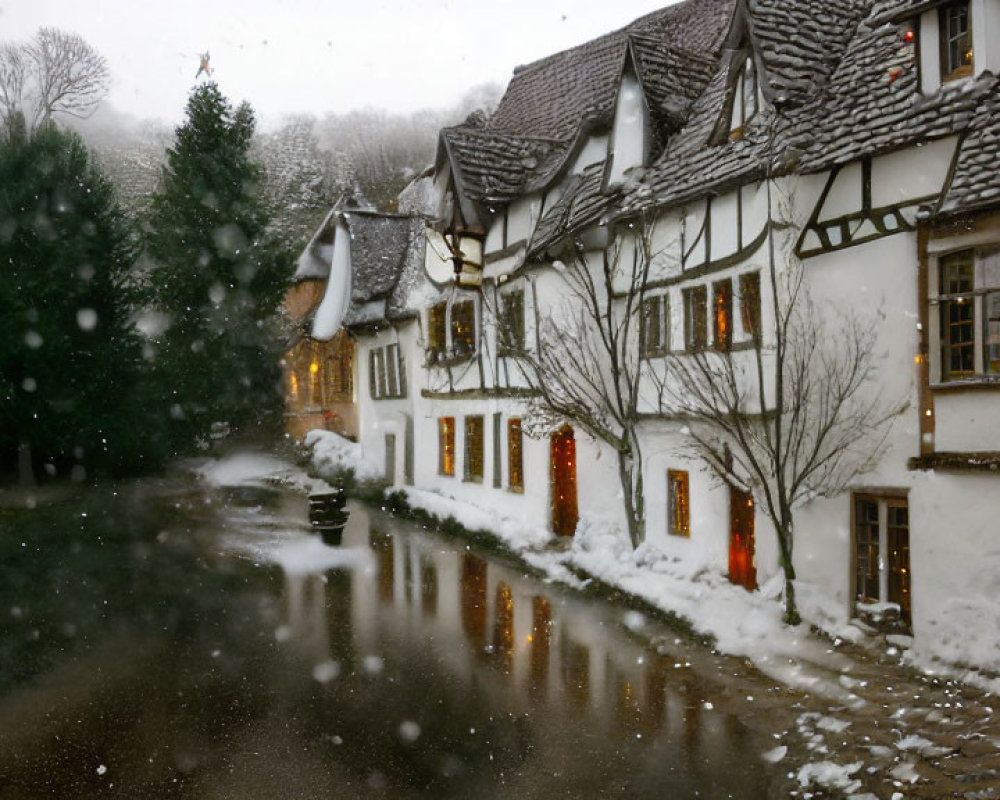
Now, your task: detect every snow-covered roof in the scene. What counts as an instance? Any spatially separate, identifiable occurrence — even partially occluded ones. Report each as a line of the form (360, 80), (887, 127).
(293, 206), (337, 282)
(438, 0), (733, 211)
(469, 0), (1000, 244)
(301, 205), (427, 340)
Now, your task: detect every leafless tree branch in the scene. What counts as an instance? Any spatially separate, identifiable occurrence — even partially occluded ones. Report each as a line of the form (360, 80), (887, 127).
(0, 28), (109, 136)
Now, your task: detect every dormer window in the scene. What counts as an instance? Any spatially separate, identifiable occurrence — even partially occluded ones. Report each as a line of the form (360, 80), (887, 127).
(940, 1), (973, 81)
(729, 56), (758, 140)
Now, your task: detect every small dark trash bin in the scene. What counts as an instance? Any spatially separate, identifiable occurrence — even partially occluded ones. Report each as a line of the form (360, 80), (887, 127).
(309, 490), (349, 546)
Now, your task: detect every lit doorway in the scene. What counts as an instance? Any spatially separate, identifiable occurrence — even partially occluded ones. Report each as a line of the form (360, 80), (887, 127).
(550, 426), (578, 537)
(728, 486), (756, 591)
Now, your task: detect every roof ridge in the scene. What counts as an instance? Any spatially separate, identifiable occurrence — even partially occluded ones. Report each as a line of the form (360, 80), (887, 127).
(444, 127), (569, 145)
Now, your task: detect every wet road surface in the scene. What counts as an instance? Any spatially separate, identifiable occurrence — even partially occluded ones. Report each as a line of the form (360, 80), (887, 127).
(1, 474), (789, 799)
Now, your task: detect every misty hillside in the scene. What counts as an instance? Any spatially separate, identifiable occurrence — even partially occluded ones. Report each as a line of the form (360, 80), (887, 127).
(70, 83), (502, 246)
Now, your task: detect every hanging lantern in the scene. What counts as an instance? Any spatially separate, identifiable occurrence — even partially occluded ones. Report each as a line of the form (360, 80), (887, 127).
(448, 226), (485, 287)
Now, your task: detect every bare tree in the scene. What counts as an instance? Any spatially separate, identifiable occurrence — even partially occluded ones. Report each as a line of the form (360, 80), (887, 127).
(0, 28), (109, 135)
(509, 216), (661, 548)
(658, 205), (907, 624)
(0, 43), (28, 134)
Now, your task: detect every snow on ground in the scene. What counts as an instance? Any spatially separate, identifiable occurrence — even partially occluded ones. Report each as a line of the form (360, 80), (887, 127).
(795, 760), (862, 795)
(212, 437), (998, 702)
(304, 429), (381, 482)
(191, 450), (331, 495)
(566, 524), (864, 703)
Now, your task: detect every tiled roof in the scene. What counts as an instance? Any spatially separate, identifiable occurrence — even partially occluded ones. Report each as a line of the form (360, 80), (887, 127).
(629, 35), (718, 141)
(619, 0), (995, 217)
(936, 79), (1000, 216)
(442, 0), (1000, 256)
(749, 0), (869, 107)
(440, 0), (736, 213)
(529, 161), (623, 257)
(486, 0), (735, 140)
(621, 60), (791, 214)
(442, 128), (567, 203)
(797, 8), (990, 172)
(340, 211), (425, 328)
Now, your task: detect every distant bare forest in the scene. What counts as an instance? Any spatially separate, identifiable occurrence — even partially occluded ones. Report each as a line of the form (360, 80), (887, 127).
(72, 82), (501, 247)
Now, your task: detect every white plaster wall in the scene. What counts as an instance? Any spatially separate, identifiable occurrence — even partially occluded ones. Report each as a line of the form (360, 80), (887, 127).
(793, 495), (854, 625)
(817, 161), (864, 221)
(801, 233), (921, 489)
(355, 325), (419, 485)
(934, 393), (1000, 451)
(484, 252), (523, 282)
(682, 201), (709, 268)
(507, 194), (540, 245)
(710, 190), (739, 261)
(871, 137), (957, 207)
(920, 9), (941, 93)
(641, 223), (925, 619)
(740, 182), (769, 244)
(973, 0), (1000, 75)
(413, 394), (625, 538)
(425, 229), (455, 284)
(485, 213), (504, 253)
(607, 73), (647, 187)
(571, 134), (609, 174)
(649, 212), (683, 282)
(908, 469), (1000, 665)
(789, 172), (832, 229)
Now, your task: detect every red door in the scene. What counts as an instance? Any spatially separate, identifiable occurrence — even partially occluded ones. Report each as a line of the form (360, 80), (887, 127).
(728, 486), (756, 591)
(550, 427), (579, 537)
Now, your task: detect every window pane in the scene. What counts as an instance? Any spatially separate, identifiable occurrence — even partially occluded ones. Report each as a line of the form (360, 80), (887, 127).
(713, 280), (732, 351)
(985, 291), (1000, 374)
(452, 300), (476, 358)
(940, 251), (975, 380)
(508, 418), (523, 491)
(641, 296), (661, 357)
(941, 2), (972, 75)
(854, 498), (880, 604)
(684, 287), (707, 350)
(429, 303), (447, 359)
(464, 416), (484, 481)
(739, 272), (761, 341)
(439, 417), (455, 476)
(668, 470), (690, 537)
(743, 57), (756, 120)
(386, 344), (399, 396)
(500, 290), (525, 352)
(887, 501), (911, 622)
(368, 350), (379, 399)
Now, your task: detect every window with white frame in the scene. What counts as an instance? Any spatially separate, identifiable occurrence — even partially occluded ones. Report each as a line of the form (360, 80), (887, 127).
(641, 293), (669, 357)
(464, 415), (484, 482)
(729, 55), (758, 140)
(935, 247), (1000, 381)
(498, 288), (525, 354)
(683, 285), (708, 351)
(940, 0), (973, 82)
(739, 271), (761, 343)
(852, 493), (911, 628)
(369, 343), (406, 399)
(426, 297), (479, 362)
(667, 469), (690, 537)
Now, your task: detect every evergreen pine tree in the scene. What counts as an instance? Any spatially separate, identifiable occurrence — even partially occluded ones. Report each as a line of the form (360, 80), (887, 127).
(145, 83), (289, 452)
(0, 124), (145, 481)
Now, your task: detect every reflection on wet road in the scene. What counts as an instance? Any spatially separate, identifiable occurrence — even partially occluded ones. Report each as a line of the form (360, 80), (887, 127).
(0, 477), (782, 798)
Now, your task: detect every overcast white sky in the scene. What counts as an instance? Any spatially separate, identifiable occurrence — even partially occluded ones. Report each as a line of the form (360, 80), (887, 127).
(1, 0), (675, 129)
